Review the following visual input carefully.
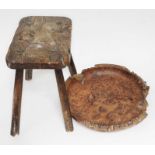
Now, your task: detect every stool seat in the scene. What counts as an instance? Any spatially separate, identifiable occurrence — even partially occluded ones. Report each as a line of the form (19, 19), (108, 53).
(6, 16), (77, 136)
(6, 16), (72, 69)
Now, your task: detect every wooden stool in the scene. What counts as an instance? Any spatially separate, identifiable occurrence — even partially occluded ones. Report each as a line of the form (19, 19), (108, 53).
(6, 16), (77, 136)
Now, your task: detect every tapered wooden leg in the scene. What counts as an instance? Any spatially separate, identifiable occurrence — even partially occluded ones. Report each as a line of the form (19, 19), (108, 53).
(25, 69), (32, 80)
(68, 55), (77, 76)
(55, 69), (73, 131)
(11, 69), (23, 136)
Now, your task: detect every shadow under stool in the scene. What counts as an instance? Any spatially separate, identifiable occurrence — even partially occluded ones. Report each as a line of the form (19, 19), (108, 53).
(6, 16), (77, 136)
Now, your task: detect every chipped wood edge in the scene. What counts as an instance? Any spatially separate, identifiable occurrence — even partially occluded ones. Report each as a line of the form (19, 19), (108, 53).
(66, 64), (149, 97)
(79, 111), (147, 132)
(66, 64), (149, 132)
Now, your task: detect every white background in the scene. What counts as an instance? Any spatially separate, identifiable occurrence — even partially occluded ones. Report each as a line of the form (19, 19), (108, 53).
(0, 9), (155, 145)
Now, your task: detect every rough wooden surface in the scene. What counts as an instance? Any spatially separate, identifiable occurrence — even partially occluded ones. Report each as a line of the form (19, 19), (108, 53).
(68, 54), (77, 76)
(11, 69), (23, 136)
(66, 64), (149, 131)
(6, 16), (72, 69)
(55, 69), (73, 131)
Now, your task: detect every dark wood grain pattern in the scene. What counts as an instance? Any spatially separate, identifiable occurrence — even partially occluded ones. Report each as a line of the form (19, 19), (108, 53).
(11, 69), (23, 136)
(6, 16), (72, 69)
(55, 69), (73, 131)
(66, 64), (149, 131)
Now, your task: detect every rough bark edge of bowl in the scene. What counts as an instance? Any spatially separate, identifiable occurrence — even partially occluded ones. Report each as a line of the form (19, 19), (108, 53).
(78, 111), (147, 132)
(66, 64), (149, 97)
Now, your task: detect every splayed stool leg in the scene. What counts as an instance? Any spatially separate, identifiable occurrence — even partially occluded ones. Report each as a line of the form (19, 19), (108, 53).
(25, 69), (32, 80)
(11, 69), (23, 136)
(55, 69), (73, 131)
(68, 55), (77, 76)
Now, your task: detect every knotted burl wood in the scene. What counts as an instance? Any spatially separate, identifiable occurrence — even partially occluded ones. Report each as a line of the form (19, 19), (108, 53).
(66, 64), (149, 131)
(6, 16), (72, 69)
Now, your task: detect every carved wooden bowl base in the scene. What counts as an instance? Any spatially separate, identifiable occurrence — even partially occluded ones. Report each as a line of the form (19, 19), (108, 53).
(66, 64), (149, 131)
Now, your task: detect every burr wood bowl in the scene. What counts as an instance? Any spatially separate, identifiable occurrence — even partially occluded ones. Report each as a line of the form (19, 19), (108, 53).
(66, 64), (149, 131)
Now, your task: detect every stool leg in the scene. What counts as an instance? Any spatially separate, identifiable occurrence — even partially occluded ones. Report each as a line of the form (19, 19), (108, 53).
(68, 55), (77, 76)
(55, 69), (73, 131)
(11, 69), (23, 136)
(25, 69), (32, 80)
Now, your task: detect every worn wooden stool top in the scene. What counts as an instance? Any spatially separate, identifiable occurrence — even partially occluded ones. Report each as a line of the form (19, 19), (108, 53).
(6, 16), (72, 69)
(66, 64), (149, 131)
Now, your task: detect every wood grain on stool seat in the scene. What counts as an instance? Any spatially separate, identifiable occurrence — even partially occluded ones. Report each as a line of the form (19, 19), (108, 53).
(6, 16), (72, 69)
(6, 16), (76, 135)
